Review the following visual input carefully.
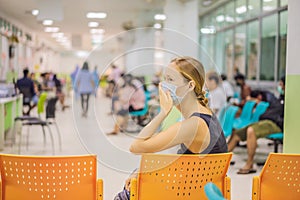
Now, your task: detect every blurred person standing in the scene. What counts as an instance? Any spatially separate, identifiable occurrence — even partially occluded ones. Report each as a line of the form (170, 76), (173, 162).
(221, 74), (234, 102)
(75, 62), (95, 117)
(16, 69), (37, 115)
(206, 72), (226, 116)
(92, 66), (100, 97)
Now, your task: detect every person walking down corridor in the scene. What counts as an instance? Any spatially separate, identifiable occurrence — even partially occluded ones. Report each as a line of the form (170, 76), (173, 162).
(75, 62), (95, 117)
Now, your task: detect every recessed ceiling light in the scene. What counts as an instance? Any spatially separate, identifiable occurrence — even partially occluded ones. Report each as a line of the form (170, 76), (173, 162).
(86, 12), (107, 19)
(154, 23), (162, 29)
(32, 9), (39, 16)
(88, 22), (99, 27)
(43, 20), (54, 26)
(44, 27), (59, 33)
(154, 14), (166, 20)
(90, 29), (105, 34)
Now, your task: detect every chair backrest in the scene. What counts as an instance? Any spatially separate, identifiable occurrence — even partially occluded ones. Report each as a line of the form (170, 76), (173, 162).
(137, 153), (232, 200)
(46, 97), (58, 119)
(204, 182), (226, 200)
(239, 100), (256, 120)
(37, 92), (48, 115)
(250, 101), (269, 123)
(255, 153), (300, 200)
(0, 154), (97, 200)
(219, 105), (239, 137)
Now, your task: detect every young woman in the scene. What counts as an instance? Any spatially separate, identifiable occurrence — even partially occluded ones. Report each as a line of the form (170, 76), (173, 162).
(130, 56), (227, 154)
(114, 57), (227, 200)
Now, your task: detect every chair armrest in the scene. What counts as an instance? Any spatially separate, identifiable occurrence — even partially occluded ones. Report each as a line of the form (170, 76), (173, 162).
(223, 176), (231, 200)
(97, 179), (103, 200)
(130, 178), (137, 200)
(252, 176), (260, 200)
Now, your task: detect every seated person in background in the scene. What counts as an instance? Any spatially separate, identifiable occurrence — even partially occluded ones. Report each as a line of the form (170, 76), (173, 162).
(53, 74), (69, 111)
(227, 76), (285, 174)
(206, 72), (226, 116)
(16, 69), (37, 115)
(246, 89), (277, 105)
(107, 74), (145, 135)
(114, 57), (228, 199)
(234, 73), (251, 107)
(221, 74), (234, 102)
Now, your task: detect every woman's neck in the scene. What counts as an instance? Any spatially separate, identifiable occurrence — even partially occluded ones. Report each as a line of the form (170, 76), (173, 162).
(176, 94), (210, 119)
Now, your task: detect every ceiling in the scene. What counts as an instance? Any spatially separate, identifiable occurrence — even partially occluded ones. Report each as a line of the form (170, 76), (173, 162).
(0, 0), (223, 51)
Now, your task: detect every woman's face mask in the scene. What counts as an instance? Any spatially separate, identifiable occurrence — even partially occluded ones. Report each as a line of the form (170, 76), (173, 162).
(161, 81), (189, 105)
(277, 85), (284, 95)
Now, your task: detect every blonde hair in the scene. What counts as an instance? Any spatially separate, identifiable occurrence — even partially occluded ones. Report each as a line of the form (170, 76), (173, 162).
(171, 56), (209, 108)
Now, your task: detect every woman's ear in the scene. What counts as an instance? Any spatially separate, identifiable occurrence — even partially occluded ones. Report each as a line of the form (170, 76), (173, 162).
(188, 81), (195, 91)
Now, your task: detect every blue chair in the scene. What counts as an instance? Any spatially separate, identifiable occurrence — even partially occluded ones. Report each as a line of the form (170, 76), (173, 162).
(233, 101), (256, 129)
(266, 132), (283, 153)
(234, 101), (269, 129)
(218, 105), (239, 138)
(250, 101), (269, 123)
(204, 182), (226, 200)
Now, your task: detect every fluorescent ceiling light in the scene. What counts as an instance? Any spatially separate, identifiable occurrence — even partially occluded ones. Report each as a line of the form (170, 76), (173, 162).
(236, 6), (247, 14)
(86, 12), (107, 19)
(200, 27), (216, 34)
(90, 29), (105, 34)
(263, 0), (273, 2)
(32, 9), (39, 16)
(88, 22), (99, 27)
(154, 23), (162, 29)
(44, 27), (59, 33)
(154, 14), (166, 20)
(43, 19), (53, 26)
(225, 16), (234, 22)
(216, 15), (225, 22)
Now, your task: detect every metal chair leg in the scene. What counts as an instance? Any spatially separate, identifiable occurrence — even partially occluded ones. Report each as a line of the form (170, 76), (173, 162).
(46, 125), (55, 155)
(53, 121), (62, 151)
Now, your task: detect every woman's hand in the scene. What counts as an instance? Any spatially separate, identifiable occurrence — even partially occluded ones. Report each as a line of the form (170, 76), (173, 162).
(159, 83), (173, 116)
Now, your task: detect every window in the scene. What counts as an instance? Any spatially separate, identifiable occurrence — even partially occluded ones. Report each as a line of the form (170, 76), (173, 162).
(225, 1), (235, 27)
(225, 29), (234, 79)
(278, 11), (287, 79)
(235, 0), (247, 22)
(215, 6), (225, 30)
(262, 0), (278, 13)
(234, 25), (246, 76)
(281, 0), (288, 6)
(261, 14), (278, 81)
(248, 0), (261, 18)
(215, 32), (225, 72)
(247, 21), (259, 80)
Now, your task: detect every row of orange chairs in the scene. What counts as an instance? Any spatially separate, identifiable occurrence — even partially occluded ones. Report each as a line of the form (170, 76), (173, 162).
(0, 153), (299, 200)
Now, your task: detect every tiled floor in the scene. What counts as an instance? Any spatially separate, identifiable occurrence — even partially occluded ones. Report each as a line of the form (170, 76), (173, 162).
(1, 89), (281, 200)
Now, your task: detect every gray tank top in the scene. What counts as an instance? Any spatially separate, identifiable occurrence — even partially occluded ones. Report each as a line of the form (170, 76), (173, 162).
(177, 113), (228, 154)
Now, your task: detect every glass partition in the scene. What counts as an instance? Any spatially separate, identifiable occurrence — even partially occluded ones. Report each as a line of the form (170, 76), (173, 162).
(234, 25), (246, 75)
(247, 21), (259, 80)
(278, 10), (287, 80)
(263, 0), (278, 13)
(261, 14), (278, 81)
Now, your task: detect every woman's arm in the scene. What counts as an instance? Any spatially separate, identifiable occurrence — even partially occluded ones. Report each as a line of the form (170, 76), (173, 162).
(129, 117), (200, 153)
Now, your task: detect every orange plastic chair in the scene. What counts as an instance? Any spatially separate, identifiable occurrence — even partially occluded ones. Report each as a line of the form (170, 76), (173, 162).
(130, 153), (232, 200)
(252, 153), (300, 200)
(0, 154), (103, 200)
